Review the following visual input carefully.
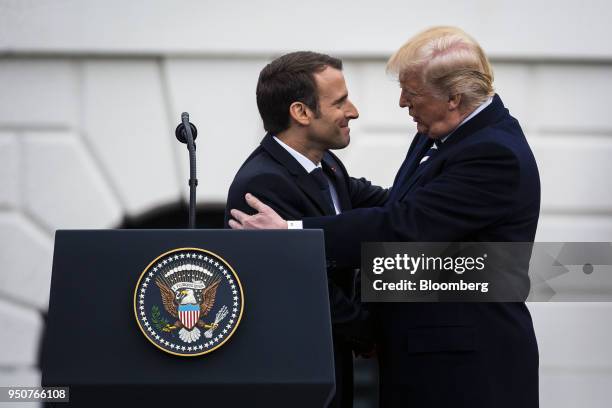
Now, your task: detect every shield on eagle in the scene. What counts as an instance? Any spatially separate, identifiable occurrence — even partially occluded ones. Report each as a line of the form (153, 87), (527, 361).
(178, 304), (200, 330)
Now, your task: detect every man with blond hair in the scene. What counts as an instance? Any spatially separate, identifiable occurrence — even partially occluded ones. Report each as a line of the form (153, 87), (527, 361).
(229, 27), (540, 407)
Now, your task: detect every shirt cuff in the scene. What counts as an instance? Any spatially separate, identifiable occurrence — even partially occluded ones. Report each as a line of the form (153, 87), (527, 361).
(287, 220), (303, 230)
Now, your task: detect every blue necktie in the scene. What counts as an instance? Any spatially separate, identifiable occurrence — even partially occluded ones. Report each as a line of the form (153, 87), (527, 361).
(310, 167), (336, 215)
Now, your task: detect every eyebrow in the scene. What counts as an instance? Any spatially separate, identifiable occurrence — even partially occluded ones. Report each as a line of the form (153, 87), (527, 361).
(401, 86), (420, 95)
(332, 93), (348, 105)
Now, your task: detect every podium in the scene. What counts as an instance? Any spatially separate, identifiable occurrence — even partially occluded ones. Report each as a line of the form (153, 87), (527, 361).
(42, 229), (335, 407)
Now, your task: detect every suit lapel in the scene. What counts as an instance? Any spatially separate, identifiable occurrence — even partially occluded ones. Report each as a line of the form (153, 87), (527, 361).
(391, 94), (509, 202)
(260, 134), (335, 215)
(388, 135), (432, 202)
(295, 172), (337, 215)
(322, 154), (351, 212)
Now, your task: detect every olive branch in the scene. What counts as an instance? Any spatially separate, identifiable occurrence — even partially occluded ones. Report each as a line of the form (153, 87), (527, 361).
(151, 305), (170, 333)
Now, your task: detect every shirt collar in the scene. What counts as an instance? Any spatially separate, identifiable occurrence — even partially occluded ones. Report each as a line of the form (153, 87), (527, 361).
(273, 136), (320, 173)
(440, 96), (494, 143)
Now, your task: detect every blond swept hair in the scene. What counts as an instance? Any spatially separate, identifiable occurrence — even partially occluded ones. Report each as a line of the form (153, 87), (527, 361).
(387, 26), (495, 111)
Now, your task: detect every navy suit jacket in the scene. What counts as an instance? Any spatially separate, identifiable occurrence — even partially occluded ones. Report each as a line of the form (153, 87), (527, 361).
(304, 95), (541, 408)
(224, 134), (388, 336)
(224, 134), (388, 407)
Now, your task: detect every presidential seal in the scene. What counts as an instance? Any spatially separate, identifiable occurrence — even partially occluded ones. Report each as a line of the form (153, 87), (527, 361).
(134, 248), (244, 356)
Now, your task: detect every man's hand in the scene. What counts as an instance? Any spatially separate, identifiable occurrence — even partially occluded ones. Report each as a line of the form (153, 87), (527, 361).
(228, 193), (288, 230)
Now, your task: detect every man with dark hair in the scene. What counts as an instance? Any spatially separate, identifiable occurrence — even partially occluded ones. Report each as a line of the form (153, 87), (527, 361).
(256, 51), (343, 135)
(224, 51), (388, 407)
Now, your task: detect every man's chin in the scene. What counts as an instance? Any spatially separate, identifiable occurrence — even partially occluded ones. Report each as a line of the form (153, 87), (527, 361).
(416, 123), (429, 134)
(331, 135), (350, 150)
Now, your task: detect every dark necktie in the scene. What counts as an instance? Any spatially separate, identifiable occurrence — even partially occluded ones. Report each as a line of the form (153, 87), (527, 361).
(419, 140), (439, 165)
(310, 167), (336, 215)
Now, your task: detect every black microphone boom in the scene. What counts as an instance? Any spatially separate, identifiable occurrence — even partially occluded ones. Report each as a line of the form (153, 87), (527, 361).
(175, 112), (198, 229)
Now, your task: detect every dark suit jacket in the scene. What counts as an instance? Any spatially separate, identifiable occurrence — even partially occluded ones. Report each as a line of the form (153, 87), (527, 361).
(224, 134), (388, 406)
(303, 95), (540, 408)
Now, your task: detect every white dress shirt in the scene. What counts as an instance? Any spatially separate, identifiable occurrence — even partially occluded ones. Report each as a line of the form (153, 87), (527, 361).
(441, 96), (493, 143)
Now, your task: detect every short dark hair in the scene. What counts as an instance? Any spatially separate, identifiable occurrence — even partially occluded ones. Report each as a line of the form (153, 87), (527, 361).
(256, 51), (343, 134)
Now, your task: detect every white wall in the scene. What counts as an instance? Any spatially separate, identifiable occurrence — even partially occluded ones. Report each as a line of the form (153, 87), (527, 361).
(1, 1), (611, 407)
(2, 0), (611, 59)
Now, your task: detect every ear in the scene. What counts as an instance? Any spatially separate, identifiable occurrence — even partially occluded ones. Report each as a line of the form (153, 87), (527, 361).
(289, 102), (313, 126)
(448, 94), (462, 111)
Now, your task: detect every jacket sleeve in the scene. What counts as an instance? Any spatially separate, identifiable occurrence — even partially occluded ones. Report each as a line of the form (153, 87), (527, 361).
(303, 142), (521, 268)
(348, 176), (389, 208)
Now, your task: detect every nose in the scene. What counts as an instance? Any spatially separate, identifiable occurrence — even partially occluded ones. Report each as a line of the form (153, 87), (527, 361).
(399, 90), (409, 108)
(346, 99), (359, 119)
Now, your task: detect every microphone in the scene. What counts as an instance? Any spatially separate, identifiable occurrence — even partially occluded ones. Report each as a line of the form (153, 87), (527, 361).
(175, 113), (198, 144)
(175, 112), (198, 229)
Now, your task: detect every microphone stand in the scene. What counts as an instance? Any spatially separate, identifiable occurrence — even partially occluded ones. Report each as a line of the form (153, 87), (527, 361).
(175, 112), (198, 229)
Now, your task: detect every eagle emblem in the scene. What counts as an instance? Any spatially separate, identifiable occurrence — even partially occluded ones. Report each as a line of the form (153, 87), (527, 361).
(134, 248), (244, 356)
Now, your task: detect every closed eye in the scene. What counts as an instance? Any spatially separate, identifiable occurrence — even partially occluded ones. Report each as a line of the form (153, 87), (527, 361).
(333, 94), (348, 106)
(402, 88), (419, 98)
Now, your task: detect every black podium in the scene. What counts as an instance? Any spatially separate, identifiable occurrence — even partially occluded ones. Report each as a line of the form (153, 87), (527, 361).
(42, 229), (335, 407)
